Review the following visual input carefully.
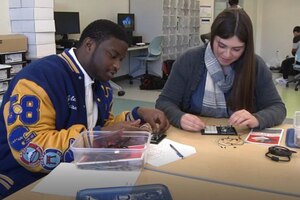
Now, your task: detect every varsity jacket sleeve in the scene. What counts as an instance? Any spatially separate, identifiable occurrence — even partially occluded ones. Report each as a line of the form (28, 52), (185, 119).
(3, 79), (86, 173)
(103, 106), (144, 128)
(90, 82), (146, 131)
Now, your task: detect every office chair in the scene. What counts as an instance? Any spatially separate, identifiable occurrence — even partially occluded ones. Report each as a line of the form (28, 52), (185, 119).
(109, 81), (125, 96)
(286, 48), (300, 91)
(129, 36), (163, 84)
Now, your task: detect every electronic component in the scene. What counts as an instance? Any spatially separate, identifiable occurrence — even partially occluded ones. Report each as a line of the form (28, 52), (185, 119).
(150, 133), (166, 144)
(201, 125), (237, 135)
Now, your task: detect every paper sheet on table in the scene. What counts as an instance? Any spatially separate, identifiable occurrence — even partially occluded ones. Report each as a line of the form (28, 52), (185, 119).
(146, 138), (196, 167)
(32, 162), (140, 197)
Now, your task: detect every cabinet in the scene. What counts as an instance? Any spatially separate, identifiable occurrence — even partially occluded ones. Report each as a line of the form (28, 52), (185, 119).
(0, 51), (27, 104)
(130, 0), (200, 62)
(0, 64), (12, 103)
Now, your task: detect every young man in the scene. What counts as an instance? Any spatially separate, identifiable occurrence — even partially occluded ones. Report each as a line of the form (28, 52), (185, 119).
(276, 26), (300, 85)
(0, 19), (169, 198)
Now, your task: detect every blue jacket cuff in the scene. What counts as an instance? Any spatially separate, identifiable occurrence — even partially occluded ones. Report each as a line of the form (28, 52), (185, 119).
(130, 106), (146, 123)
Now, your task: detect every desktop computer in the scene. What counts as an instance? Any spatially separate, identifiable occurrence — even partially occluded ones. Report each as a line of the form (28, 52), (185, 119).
(125, 31), (133, 46)
(125, 31), (143, 46)
(132, 36), (142, 45)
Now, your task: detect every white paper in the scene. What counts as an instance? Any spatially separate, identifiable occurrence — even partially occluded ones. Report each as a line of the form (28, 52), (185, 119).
(146, 139), (196, 167)
(32, 162), (140, 197)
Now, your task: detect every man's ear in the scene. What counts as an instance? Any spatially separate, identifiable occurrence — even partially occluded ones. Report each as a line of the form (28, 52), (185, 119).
(83, 37), (96, 52)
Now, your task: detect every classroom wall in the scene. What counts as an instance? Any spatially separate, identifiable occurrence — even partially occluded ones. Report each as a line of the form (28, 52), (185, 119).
(0, 0), (11, 34)
(1, 0), (300, 66)
(0, 0), (129, 37)
(53, 0), (129, 40)
(258, 0), (300, 67)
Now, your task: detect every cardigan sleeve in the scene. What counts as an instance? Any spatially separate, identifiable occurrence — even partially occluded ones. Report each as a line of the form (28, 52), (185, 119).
(155, 47), (202, 128)
(252, 56), (287, 129)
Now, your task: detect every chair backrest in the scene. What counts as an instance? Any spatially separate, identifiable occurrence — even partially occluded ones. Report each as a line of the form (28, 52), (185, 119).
(294, 47), (300, 70)
(148, 36), (163, 57)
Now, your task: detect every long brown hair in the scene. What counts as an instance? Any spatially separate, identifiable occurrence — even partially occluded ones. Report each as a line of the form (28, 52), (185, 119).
(210, 8), (256, 112)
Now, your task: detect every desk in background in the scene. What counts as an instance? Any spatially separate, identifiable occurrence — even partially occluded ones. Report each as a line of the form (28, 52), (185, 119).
(55, 40), (79, 54)
(110, 45), (149, 95)
(113, 45), (149, 80)
(128, 45), (149, 51)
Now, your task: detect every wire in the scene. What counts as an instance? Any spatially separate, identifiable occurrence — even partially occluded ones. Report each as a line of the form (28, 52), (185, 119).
(218, 135), (244, 148)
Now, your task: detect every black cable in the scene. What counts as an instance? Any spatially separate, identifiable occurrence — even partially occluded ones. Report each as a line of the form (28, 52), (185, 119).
(265, 145), (297, 162)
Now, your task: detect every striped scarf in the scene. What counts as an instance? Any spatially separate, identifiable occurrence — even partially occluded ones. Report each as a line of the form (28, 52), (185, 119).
(201, 44), (235, 117)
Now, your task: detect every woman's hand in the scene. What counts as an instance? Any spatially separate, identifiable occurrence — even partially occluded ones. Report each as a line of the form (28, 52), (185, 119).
(228, 109), (259, 128)
(180, 113), (205, 132)
(137, 107), (170, 133)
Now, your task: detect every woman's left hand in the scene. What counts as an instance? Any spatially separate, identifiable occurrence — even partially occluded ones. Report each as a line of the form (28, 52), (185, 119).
(137, 107), (170, 133)
(228, 109), (259, 128)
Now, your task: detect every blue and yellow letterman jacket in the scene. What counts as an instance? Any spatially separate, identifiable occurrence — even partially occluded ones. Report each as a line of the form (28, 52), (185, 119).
(0, 49), (142, 198)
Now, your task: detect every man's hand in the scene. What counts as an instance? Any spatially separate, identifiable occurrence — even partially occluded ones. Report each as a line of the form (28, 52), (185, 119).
(228, 109), (259, 128)
(137, 107), (170, 133)
(180, 113), (205, 132)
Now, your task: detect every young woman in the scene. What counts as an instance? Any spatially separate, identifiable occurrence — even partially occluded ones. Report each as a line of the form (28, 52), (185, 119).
(156, 8), (286, 132)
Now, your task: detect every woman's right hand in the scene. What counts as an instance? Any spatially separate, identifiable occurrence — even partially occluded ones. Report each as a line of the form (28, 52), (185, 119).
(180, 113), (205, 132)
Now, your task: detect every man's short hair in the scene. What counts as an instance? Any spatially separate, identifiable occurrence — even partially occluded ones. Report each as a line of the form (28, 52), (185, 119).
(77, 19), (128, 47)
(293, 26), (300, 33)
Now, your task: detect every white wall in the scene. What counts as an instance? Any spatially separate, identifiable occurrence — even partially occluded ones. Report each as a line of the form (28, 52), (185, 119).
(54, 0), (129, 40)
(258, 0), (300, 66)
(0, 0), (129, 37)
(0, 0), (11, 34)
(1, 0), (300, 66)
(242, 0), (258, 52)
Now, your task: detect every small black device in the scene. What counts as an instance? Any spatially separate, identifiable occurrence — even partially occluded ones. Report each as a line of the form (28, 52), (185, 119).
(117, 13), (135, 46)
(125, 30), (133, 46)
(265, 145), (297, 162)
(132, 36), (142, 44)
(150, 133), (166, 144)
(201, 125), (237, 135)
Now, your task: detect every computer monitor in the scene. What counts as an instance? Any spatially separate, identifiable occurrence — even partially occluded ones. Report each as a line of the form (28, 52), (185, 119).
(117, 13), (135, 31)
(54, 11), (80, 40)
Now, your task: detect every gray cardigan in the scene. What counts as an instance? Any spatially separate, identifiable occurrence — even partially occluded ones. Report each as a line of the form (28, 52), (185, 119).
(156, 45), (286, 130)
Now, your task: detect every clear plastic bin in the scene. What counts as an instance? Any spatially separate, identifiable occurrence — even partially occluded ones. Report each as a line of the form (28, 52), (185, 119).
(70, 131), (151, 171)
(294, 111), (300, 147)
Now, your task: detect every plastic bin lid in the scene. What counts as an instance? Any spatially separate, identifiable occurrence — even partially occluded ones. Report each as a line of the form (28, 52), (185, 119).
(285, 128), (300, 148)
(76, 184), (173, 200)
